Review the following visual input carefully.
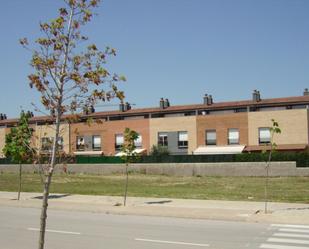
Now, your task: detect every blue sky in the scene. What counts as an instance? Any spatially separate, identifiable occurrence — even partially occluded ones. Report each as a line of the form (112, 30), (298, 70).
(0, 0), (309, 117)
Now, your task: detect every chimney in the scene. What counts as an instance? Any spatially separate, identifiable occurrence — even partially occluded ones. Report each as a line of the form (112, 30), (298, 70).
(83, 107), (89, 115)
(203, 94), (208, 105)
(164, 99), (170, 108)
(256, 91), (261, 101)
(125, 102), (131, 111)
(304, 88), (309, 96)
(159, 98), (165, 109)
(252, 90), (261, 102)
(90, 105), (95, 113)
(203, 94), (213, 105)
(0, 113), (7, 120)
(208, 95), (213, 105)
(119, 101), (125, 112)
(252, 90), (257, 101)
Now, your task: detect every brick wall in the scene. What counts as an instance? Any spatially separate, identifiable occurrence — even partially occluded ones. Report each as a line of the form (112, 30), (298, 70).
(248, 109), (309, 146)
(70, 119), (150, 155)
(196, 113), (248, 146)
(149, 116), (197, 154)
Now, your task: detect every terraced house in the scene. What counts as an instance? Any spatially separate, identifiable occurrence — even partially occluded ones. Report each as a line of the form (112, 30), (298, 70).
(1, 90), (309, 157)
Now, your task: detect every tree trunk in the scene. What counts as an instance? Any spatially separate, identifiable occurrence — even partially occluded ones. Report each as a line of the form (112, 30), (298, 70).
(123, 163), (129, 206)
(264, 162), (269, 214)
(38, 113), (61, 249)
(17, 163), (22, 200)
(38, 171), (53, 249)
(37, 6), (73, 249)
(264, 143), (273, 214)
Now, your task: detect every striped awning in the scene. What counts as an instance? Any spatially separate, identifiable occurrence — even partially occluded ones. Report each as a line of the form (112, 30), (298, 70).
(115, 148), (146, 157)
(193, 145), (245, 155)
(245, 144), (307, 152)
(73, 151), (103, 156)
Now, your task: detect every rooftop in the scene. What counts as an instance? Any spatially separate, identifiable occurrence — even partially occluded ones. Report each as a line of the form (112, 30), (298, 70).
(1, 94), (309, 126)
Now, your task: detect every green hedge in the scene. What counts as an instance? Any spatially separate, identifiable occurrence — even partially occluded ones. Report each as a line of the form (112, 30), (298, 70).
(75, 152), (309, 167)
(0, 157), (15, 164)
(76, 156), (124, 164)
(2, 152), (309, 167)
(138, 154), (235, 163)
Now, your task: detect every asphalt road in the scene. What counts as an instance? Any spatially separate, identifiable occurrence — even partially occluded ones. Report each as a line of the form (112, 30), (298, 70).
(1, 206), (309, 249)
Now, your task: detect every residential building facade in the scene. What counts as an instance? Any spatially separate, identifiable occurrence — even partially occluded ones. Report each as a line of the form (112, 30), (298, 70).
(1, 90), (309, 157)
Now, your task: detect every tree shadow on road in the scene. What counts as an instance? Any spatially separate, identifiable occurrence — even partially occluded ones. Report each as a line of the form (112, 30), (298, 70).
(145, 200), (172, 205)
(32, 194), (71, 200)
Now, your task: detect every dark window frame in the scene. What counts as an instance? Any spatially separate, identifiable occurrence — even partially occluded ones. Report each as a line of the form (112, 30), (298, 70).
(178, 131), (188, 149)
(76, 136), (85, 151)
(158, 132), (168, 147)
(258, 127), (271, 144)
(134, 134), (142, 148)
(41, 137), (53, 152)
(115, 134), (124, 151)
(92, 135), (101, 151)
(228, 128), (240, 145)
(205, 130), (217, 145)
(57, 137), (64, 151)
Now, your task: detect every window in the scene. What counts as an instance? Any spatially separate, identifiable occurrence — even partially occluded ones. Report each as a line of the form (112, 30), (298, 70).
(292, 105), (307, 109)
(260, 106), (286, 112)
(57, 137), (64, 151)
(92, 135), (101, 150)
(208, 110), (234, 115)
(115, 134), (124, 151)
(41, 137), (63, 152)
(41, 137), (53, 152)
(134, 134), (142, 148)
(158, 133), (168, 146)
(76, 136), (85, 151)
(178, 131), (188, 148)
(228, 129), (239, 145)
(259, 128), (271, 144)
(235, 108), (247, 113)
(206, 130), (216, 145)
(164, 113), (185, 118)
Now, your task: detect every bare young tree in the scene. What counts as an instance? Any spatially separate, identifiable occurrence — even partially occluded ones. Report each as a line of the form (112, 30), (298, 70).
(121, 128), (139, 206)
(20, 1), (125, 248)
(264, 119), (281, 214)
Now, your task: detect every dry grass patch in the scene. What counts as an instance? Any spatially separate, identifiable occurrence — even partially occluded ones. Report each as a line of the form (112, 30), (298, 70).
(0, 173), (308, 203)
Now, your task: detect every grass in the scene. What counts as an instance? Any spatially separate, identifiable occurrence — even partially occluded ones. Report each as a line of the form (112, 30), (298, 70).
(0, 172), (308, 203)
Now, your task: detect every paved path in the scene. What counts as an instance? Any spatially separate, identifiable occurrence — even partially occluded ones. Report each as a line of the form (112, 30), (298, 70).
(1, 206), (309, 249)
(0, 206), (281, 249)
(259, 224), (309, 249)
(0, 191), (309, 224)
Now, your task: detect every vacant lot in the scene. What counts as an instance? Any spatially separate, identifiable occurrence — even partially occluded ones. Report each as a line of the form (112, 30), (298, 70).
(0, 173), (308, 203)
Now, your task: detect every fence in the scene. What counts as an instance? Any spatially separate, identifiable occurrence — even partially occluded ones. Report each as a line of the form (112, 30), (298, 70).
(1, 152), (309, 167)
(75, 152), (309, 167)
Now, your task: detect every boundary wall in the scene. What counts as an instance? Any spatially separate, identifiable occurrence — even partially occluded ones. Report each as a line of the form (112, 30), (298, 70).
(1, 162), (309, 177)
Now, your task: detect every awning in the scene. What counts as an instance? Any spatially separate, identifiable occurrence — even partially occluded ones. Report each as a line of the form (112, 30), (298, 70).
(245, 144), (307, 152)
(115, 148), (146, 157)
(73, 151), (103, 156)
(193, 145), (245, 155)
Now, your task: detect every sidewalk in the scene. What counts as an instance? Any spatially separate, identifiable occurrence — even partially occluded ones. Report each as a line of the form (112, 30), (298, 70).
(0, 191), (308, 224)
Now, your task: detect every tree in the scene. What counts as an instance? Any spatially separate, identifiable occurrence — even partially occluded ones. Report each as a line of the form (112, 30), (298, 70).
(264, 119), (281, 214)
(121, 128), (139, 206)
(3, 111), (34, 200)
(149, 144), (170, 156)
(20, 1), (125, 248)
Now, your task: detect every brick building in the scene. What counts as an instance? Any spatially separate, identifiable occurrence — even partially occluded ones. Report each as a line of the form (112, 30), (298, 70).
(1, 90), (309, 157)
